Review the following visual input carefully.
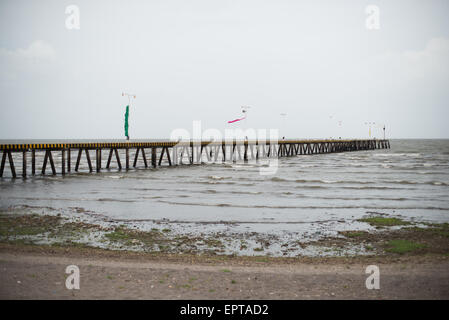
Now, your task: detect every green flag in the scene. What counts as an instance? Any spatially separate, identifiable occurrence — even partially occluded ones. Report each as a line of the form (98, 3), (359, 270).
(124, 105), (129, 137)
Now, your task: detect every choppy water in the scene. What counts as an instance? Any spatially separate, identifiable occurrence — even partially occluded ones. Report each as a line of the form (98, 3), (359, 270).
(1, 139), (448, 255)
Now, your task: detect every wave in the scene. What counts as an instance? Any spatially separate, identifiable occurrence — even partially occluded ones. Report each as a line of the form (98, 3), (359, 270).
(295, 185), (329, 189)
(383, 180), (448, 186)
(191, 181), (237, 185)
(340, 186), (414, 190)
(374, 153), (422, 157)
(97, 198), (136, 203)
(269, 177), (448, 187)
(130, 187), (168, 191)
(156, 200), (449, 210)
(205, 175), (231, 180)
(279, 194), (409, 201)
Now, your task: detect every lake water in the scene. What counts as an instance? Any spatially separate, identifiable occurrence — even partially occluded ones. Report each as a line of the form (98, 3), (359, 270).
(1, 139), (448, 255)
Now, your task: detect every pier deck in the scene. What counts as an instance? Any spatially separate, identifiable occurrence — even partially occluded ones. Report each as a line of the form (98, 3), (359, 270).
(0, 139), (390, 178)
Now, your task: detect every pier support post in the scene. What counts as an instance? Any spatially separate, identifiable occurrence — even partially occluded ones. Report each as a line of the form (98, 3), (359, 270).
(222, 145), (226, 162)
(22, 150), (27, 178)
(173, 146), (178, 165)
(31, 149), (35, 175)
(96, 149), (101, 172)
(62, 149), (65, 175)
(133, 148), (140, 168)
(106, 148), (113, 169)
(0, 150), (6, 177)
(159, 147), (165, 166)
(85, 149), (92, 173)
(8, 151), (16, 178)
(167, 148), (172, 166)
(126, 148), (129, 170)
(42, 150), (56, 175)
(42, 151), (48, 175)
(142, 148), (148, 167)
(67, 148), (71, 173)
(75, 149), (82, 172)
(151, 147), (157, 167)
(48, 151), (56, 175)
(114, 149), (122, 170)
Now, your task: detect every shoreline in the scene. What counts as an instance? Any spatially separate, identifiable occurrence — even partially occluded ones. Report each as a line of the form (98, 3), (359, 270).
(1, 211), (448, 299)
(1, 209), (448, 258)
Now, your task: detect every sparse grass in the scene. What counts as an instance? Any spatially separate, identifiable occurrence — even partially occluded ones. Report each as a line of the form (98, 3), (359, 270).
(403, 224), (449, 239)
(344, 231), (367, 238)
(221, 269), (231, 273)
(385, 240), (426, 254)
(231, 280), (237, 284)
(358, 217), (410, 227)
(105, 226), (170, 251)
(240, 240), (248, 250)
(0, 214), (61, 237)
(204, 239), (223, 248)
(105, 228), (131, 241)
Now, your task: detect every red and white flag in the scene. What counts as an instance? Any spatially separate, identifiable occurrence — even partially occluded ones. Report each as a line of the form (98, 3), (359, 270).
(227, 116), (246, 124)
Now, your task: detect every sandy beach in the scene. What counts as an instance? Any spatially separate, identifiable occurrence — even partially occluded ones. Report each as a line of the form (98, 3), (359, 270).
(1, 243), (448, 299)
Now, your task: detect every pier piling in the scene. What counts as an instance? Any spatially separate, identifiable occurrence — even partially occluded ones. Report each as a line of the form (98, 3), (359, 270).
(62, 149), (65, 175)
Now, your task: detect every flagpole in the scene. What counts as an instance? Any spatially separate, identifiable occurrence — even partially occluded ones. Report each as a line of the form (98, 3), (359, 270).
(241, 106), (251, 140)
(280, 113), (287, 139)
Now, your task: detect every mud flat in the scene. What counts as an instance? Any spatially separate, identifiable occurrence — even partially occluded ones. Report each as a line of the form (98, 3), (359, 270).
(0, 210), (449, 299)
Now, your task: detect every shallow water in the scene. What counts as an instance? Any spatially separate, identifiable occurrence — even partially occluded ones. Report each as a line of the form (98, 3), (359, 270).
(1, 139), (448, 256)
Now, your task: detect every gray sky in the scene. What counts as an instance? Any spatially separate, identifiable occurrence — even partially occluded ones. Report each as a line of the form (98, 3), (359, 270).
(1, 0), (448, 139)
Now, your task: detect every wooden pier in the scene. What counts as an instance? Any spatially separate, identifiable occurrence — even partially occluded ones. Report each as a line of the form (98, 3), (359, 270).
(0, 139), (390, 178)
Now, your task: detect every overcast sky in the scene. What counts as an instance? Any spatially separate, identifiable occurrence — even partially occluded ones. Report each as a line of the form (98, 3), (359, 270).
(0, 0), (448, 140)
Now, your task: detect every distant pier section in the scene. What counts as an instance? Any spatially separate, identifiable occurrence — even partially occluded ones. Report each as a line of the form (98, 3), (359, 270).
(0, 139), (390, 178)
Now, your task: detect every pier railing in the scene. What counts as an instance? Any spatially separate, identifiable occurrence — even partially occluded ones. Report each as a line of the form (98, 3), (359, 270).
(0, 139), (390, 178)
